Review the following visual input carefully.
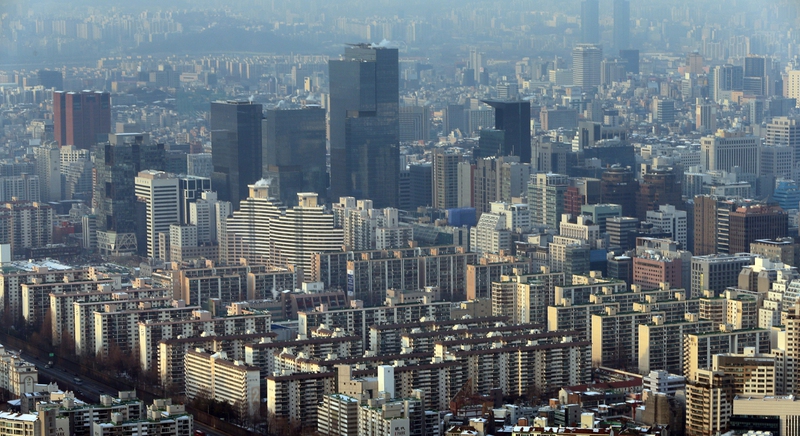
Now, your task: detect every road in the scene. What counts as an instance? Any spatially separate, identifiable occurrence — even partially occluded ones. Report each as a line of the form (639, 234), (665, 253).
(20, 353), (229, 436)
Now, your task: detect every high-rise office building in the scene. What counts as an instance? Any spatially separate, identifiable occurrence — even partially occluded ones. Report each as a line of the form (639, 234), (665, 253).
(693, 195), (719, 256)
(94, 133), (165, 256)
(189, 191), (230, 246)
(478, 100), (532, 163)
(653, 99), (676, 124)
(766, 116), (800, 158)
(210, 100), (263, 210)
(636, 168), (682, 221)
(613, 0), (630, 50)
(329, 44), (399, 208)
(409, 164), (432, 209)
(619, 49), (640, 75)
(726, 204), (788, 255)
(744, 55), (767, 96)
(528, 173), (569, 229)
(573, 44), (603, 88)
(186, 153), (213, 178)
(645, 205), (688, 249)
(263, 106), (327, 207)
(580, 0), (600, 44)
(710, 65), (743, 102)
(53, 90), (111, 149)
(700, 130), (760, 177)
(33, 141), (61, 202)
(432, 150), (462, 210)
(399, 105), (431, 142)
(695, 101), (717, 134)
(601, 167), (638, 218)
(687, 53), (704, 75)
(37, 69), (63, 90)
(135, 171), (179, 260)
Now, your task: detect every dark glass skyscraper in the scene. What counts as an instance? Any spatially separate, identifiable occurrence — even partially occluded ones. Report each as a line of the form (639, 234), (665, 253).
(210, 101), (263, 210)
(329, 44), (399, 208)
(263, 106), (328, 207)
(479, 100), (532, 163)
(93, 133), (165, 254)
(581, 0), (600, 44)
(613, 0), (630, 50)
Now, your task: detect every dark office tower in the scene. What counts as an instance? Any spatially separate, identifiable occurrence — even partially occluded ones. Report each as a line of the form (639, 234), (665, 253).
(727, 205), (788, 255)
(409, 164), (432, 209)
(613, 0), (630, 50)
(263, 107), (327, 207)
(37, 70), (63, 90)
(601, 167), (638, 218)
(53, 91), (111, 149)
(444, 104), (466, 135)
(478, 100), (532, 164)
(329, 44), (400, 208)
(210, 100), (263, 210)
(693, 195), (719, 256)
(581, 0), (600, 44)
(636, 168), (682, 221)
(744, 55), (767, 96)
(619, 49), (640, 75)
(93, 133), (165, 255)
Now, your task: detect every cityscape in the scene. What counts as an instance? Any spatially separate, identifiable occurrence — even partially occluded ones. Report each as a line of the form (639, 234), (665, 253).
(2, 0), (800, 435)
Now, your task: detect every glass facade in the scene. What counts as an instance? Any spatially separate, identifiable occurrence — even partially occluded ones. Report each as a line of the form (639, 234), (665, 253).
(210, 101), (263, 210)
(263, 107), (328, 207)
(329, 45), (399, 208)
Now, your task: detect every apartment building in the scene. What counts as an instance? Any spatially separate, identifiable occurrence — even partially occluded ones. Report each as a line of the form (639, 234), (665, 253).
(0, 264), (89, 323)
(159, 332), (275, 392)
(139, 304), (271, 372)
(683, 327), (772, 380)
(591, 306), (665, 369)
(638, 313), (715, 374)
(185, 349), (261, 418)
(90, 399), (192, 436)
(50, 286), (167, 346)
(72, 295), (175, 356)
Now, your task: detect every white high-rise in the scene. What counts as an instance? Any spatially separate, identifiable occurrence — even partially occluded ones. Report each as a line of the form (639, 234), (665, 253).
(645, 205), (688, 249)
(222, 180), (283, 265)
(33, 141), (61, 202)
(270, 193), (343, 280)
(189, 191), (230, 245)
(572, 44), (602, 88)
(135, 170), (180, 260)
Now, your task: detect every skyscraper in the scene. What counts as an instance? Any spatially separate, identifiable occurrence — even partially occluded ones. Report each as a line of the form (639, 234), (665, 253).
(710, 65), (744, 102)
(432, 150), (462, 210)
(636, 168), (682, 221)
(210, 101), (263, 210)
(479, 100), (532, 163)
(263, 106), (327, 207)
(135, 171), (179, 260)
(700, 130), (760, 177)
(329, 44), (400, 208)
(33, 141), (61, 202)
(94, 133), (165, 255)
(580, 0), (600, 44)
(528, 173), (569, 229)
(613, 0), (630, 50)
(601, 167), (638, 218)
(53, 91), (111, 149)
(573, 44), (603, 88)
